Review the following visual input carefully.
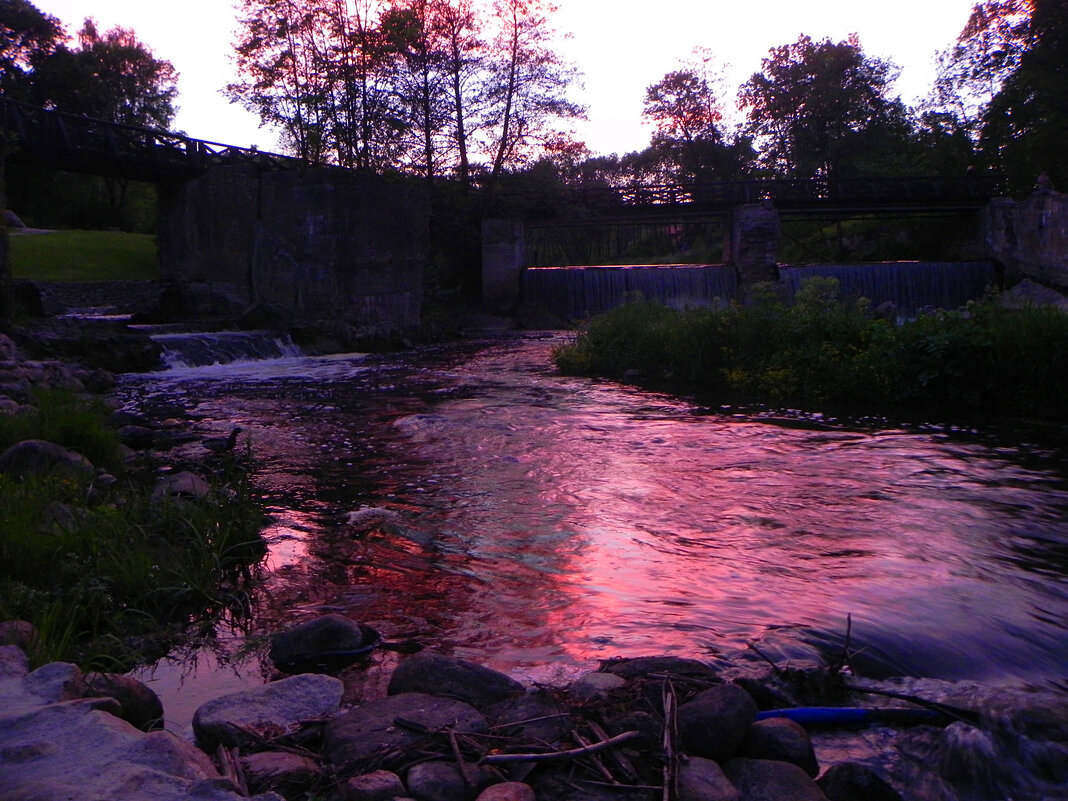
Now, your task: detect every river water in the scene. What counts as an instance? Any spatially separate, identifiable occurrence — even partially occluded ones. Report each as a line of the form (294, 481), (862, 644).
(117, 331), (1068, 796)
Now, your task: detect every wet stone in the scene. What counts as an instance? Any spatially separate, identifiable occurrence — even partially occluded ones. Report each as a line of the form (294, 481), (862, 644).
(816, 762), (903, 801)
(341, 769), (406, 801)
(740, 717), (819, 777)
(678, 756), (741, 801)
(240, 750), (324, 796)
(269, 613), (380, 673)
(387, 652), (523, 709)
(84, 672), (164, 731)
(723, 757), (828, 801)
(405, 760), (494, 801)
(677, 685), (758, 762)
(323, 692), (488, 768)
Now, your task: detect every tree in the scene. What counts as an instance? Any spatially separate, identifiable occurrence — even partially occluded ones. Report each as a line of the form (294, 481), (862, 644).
(930, 0), (1030, 139)
(0, 0), (63, 96)
(739, 34), (910, 180)
(980, 0), (1068, 192)
(481, 0), (584, 191)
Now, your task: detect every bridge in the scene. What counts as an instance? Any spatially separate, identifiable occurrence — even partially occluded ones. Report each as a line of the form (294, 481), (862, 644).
(0, 97), (425, 342)
(0, 96), (296, 181)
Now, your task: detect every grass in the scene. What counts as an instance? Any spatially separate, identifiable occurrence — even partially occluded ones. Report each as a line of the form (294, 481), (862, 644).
(553, 278), (1068, 421)
(8, 229), (159, 282)
(0, 390), (267, 670)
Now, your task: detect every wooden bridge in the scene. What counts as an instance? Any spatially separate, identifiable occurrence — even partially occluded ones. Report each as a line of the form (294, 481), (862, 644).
(0, 96), (296, 181)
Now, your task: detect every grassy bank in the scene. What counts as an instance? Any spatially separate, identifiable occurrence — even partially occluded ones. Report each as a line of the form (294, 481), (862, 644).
(9, 229), (159, 282)
(0, 391), (265, 671)
(553, 278), (1068, 421)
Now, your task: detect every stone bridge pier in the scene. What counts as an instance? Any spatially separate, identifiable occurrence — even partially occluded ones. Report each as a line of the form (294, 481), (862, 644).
(157, 165), (428, 342)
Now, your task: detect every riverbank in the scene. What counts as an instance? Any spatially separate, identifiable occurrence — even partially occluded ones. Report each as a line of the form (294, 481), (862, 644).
(4, 632), (1067, 801)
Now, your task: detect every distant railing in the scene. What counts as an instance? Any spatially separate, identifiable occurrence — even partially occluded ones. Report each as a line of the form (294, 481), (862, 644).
(570, 174), (1006, 213)
(1, 96), (298, 180)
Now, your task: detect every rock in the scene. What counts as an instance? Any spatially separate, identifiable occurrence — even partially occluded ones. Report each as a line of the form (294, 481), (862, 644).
(569, 671), (627, 702)
(602, 709), (662, 750)
(192, 673), (344, 749)
(405, 760), (493, 801)
(484, 690), (569, 744)
(269, 613), (381, 673)
(240, 750), (324, 796)
(723, 758), (828, 801)
(323, 692), (488, 767)
(342, 769), (407, 801)
(387, 652), (523, 708)
(118, 424), (158, 449)
(475, 783), (537, 801)
(601, 656), (720, 682)
(740, 717), (819, 777)
(0, 693), (283, 801)
(152, 470), (213, 502)
(0, 653), (83, 716)
(677, 685), (758, 762)
(678, 756), (741, 801)
(997, 278), (1068, 310)
(816, 762), (903, 801)
(0, 439), (94, 479)
(83, 672), (164, 731)
(0, 621), (36, 651)
(38, 501), (88, 534)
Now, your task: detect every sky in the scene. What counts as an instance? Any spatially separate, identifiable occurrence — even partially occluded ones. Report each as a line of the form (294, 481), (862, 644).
(31, 0), (979, 157)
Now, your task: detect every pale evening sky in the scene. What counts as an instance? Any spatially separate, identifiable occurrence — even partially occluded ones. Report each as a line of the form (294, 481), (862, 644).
(31, 0), (979, 157)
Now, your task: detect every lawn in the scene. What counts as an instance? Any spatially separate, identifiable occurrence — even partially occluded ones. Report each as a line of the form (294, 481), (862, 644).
(8, 229), (159, 282)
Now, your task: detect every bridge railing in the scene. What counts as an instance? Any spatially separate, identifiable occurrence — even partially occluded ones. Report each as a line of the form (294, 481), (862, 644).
(566, 174), (1005, 215)
(1, 96), (297, 178)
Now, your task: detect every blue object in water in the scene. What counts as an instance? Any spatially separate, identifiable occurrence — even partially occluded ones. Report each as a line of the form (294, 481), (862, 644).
(756, 707), (942, 727)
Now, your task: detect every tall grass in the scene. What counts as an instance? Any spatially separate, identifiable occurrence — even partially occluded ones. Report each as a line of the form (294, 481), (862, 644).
(0, 390), (266, 669)
(553, 278), (1068, 420)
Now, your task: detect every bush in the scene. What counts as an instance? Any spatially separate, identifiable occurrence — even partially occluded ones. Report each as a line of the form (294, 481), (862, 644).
(553, 279), (1068, 420)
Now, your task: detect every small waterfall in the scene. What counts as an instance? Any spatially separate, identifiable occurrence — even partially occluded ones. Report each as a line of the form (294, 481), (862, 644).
(780, 261), (998, 316)
(150, 330), (305, 369)
(523, 264), (738, 320)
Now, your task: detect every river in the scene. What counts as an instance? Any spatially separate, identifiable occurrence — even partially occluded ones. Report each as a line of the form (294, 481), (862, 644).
(116, 330), (1068, 795)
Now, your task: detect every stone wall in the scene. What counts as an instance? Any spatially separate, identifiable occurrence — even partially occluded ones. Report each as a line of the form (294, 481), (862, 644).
(984, 189), (1068, 291)
(157, 165), (428, 341)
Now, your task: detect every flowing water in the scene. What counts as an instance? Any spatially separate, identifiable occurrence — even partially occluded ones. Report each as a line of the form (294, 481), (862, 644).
(117, 331), (1068, 799)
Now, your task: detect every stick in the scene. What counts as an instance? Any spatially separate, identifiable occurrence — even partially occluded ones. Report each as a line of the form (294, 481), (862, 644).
(447, 728), (475, 789)
(574, 730), (617, 784)
(661, 681), (677, 801)
(589, 720), (638, 783)
(480, 731), (640, 764)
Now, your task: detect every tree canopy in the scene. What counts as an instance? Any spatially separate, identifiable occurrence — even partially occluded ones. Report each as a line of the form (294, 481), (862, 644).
(0, 1), (178, 130)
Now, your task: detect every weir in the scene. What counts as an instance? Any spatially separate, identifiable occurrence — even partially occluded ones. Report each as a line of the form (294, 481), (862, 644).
(523, 260), (999, 320)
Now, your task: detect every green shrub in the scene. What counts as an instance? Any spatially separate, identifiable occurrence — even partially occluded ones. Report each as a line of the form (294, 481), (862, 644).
(553, 278), (1068, 420)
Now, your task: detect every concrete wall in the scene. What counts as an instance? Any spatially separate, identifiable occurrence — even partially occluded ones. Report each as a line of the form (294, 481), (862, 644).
(158, 165), (427, 340)
(984, 189), (1068, 291)
(481, 218), (526, 314)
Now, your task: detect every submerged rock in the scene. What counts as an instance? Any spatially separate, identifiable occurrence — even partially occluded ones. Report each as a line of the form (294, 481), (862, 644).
(269, 613), (381, 673)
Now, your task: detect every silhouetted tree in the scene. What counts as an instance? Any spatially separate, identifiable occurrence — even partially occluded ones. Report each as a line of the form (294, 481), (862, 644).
(0, 0), (63, 96)
(981, 0), (1068, 192)
(739, 34), (910, 180)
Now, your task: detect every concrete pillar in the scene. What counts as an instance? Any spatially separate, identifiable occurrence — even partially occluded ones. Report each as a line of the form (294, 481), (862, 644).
(481, 218), (525, 313)
(725, 202), (780, 285)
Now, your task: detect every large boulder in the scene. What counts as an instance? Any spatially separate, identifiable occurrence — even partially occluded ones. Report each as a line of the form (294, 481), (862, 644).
(387, 652), (523, 708)
(0, 648), (282, 801)
(192, 673), (344, 749)
(323, 692), (488, 768)
(83, 672), (164, 732)
(268, 613), (381, 673)
(677, 685), (758, 762)
(0, 439), (94, 479)
(677, 756), (741, 801)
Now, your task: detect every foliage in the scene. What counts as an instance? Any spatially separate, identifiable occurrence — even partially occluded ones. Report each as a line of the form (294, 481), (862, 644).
(0, 389), (123, 469)
(8, 230), (158, 281)
(553, 279), (1068, 420)
(0, 391), (267, 669)
(0, 0), (64, 93)
(739, 34), (912, 179)
(227, 0), (583, 189)
(981, 0), (1068, 193)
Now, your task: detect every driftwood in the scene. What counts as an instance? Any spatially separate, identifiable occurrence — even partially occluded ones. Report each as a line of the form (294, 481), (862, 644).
(480, 730), (640, 764)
